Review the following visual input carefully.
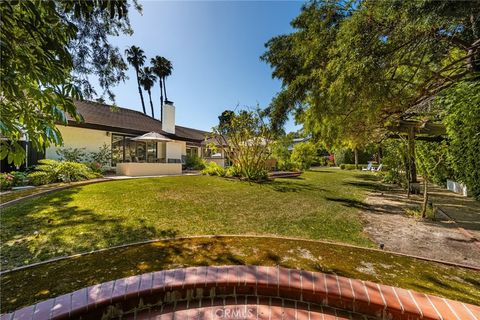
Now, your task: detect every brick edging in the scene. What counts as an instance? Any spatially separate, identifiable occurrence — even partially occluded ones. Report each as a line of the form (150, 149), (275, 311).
(2, 266), (479, 320)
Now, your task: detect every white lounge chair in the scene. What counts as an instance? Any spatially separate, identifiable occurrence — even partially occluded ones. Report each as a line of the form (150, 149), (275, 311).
(362, 163), (373, 171)
(372, 164), (383, 172)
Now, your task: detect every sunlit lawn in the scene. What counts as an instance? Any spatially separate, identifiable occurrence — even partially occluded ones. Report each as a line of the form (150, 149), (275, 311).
(0, 169), (380, 269)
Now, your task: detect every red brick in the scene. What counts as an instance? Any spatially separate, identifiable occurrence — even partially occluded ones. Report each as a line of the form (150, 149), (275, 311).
(463, 302), (480, 320)
(379, 285), (402, 314)
(32, 299), (54, 320)
(350, 280), (369, 303)
(70, 288), (88, 316)
(325, 274), (341, 299)
(226, 265), (239, 285)
(270, 304), (284, 319)
(152, 270), (166, 292)
(215, 266), (229, 286)
(238, 265), (256, 285)
(289, 269), (302, 291)
(301, 270), (314, 293)
(267, 267), (279, 289)
(427, 295), (460, 320)
(138, 273), (154, 294)
(446, 299), (478, 320)
(163, 269), (177, 289)
(338, 276), (355, 301)
(205, 267), (218, 287)
(11, 305), (34, 320)
(183, 267), (198, 289)
(394, 287), (423, 317)
(256, 266), (269, 288)
(172, 268), (186, 289)
(111, 278), (127, 301)
(364, 281), (386, 308)
(278, 267), (290, 289)
(50, 293), (71, 319)
(256, 302), (270, 320)
(410, 291), (442, 320)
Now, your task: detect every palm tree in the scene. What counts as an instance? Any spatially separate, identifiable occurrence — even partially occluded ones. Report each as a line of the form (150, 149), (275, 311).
(139, 67), (157, 118)
(125, 45), (147, 114)
(150, 56), (173, 121)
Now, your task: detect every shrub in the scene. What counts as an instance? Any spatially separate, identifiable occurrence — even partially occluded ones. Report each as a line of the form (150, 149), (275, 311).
(88, 144), (111, 169)
(201, 161), (226, 177)
(277, 159), (299, 171)
(0, 173), (14, 191)
(28, 159), (99, 185)
(10, 171), (28, 186)
(226, 165), (242, 177)
(291, 142), (317, 170)
(441, 81), (480, 199)
(56, 147), (87, 162)
(185, 154), (206, 170)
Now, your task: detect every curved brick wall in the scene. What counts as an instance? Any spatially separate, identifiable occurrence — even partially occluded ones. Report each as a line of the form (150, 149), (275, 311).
(2, 266), (479, 320)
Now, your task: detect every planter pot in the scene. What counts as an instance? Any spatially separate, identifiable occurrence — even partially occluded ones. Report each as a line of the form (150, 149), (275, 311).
(447, 179), (468, 196)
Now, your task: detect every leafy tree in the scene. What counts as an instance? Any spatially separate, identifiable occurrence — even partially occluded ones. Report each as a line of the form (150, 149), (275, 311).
(0, 0), (140, 165)
(212, 109), (274, 181)
(290, 141), (317, 170)
(440, 81), (480, 199)
(151, 56), (173, 120)
(125, 45), (147, 114)
(262, 0), (480, 146)
(140, 66), (157, 118)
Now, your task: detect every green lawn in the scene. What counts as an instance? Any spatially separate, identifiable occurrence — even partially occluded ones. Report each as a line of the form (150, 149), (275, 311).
(1, 169), (379, 269)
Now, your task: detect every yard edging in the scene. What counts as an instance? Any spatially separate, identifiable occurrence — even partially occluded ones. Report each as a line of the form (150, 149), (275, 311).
(2, 265), (479, 319)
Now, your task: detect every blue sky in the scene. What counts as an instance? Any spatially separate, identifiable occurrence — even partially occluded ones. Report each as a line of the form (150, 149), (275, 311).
(101, 1), (303, 132)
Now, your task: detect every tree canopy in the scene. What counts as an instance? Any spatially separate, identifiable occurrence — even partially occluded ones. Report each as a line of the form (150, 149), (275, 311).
(0, 0), (140, 165)
(262, 0), (480, 147)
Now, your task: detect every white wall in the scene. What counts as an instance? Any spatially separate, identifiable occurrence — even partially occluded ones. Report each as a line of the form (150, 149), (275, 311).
(46, 125), (111, 160)
(166, 141), (186, 160)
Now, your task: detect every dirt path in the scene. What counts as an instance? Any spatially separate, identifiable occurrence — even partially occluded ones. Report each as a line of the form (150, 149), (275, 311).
(361, 184), (480, 269)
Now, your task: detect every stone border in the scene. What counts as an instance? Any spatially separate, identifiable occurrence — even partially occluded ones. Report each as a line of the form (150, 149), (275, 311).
(1, 266), (479, 320)
(2, 235), (478, 275)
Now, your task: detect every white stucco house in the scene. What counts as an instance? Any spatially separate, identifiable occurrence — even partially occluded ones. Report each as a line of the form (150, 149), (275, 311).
(36, 100), (227, 175)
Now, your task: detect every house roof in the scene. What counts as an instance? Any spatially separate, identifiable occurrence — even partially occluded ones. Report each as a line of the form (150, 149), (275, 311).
(67, 100), (210, 143)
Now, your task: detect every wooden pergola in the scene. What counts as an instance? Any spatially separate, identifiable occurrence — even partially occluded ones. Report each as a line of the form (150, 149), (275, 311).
(386, 120), (446, 193)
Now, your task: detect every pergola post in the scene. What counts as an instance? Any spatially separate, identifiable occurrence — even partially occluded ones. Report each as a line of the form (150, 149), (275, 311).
(407, 127), (419, 193)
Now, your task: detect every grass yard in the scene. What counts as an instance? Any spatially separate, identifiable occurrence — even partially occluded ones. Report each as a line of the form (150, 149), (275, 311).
(1, 169), (380, 270)
(2, 236), (479, 312)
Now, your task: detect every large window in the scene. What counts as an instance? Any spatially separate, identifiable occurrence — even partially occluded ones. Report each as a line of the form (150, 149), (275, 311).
(111, 134), (157, 165)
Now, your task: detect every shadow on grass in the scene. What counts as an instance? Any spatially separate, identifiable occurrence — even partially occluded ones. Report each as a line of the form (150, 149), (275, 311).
(0, 188), (179, 271)
(260, 180), (326, 193)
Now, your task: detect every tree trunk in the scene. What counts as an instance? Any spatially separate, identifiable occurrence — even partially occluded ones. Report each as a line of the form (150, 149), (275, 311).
(163, 76), (168, 102)
(136, 69), (146, 114)
(159, 79), (164, 122)
(354, 148), (359, 169)
(148, 89), (154, 118)
(421, 177), (428, 218)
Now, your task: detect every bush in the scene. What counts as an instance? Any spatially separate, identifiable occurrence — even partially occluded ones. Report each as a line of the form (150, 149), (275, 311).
(277, 159), (299, 171)
(88, 144), (111, 171)
(226, 165), (242, 177)
(201, 161), (226, 177)
(0, 173), (14, 191)
(185, 154), (206, 170)
(56, 147), (87, 162)
(28, 159), (99, 185)
(10, 171), (28, 186)
(291, 142), (317, 170)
